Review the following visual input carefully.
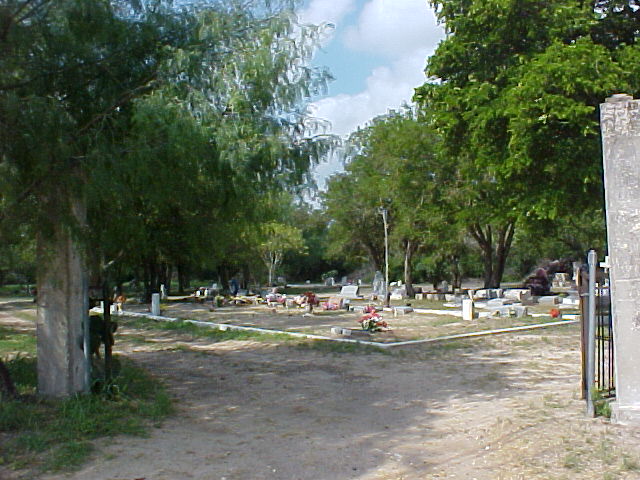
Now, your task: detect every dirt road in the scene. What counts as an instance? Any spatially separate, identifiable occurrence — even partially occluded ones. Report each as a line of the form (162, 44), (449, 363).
(35, 319), (640, 480)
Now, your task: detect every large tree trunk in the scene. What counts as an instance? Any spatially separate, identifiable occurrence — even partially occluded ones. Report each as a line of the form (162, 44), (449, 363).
(166, 265), (173, 295)
(469, 221), (516, 288)
(177, 264), (189, 294)
(143, 259), (161, 302)
(491, 222), (516, 287)
(403, 239), (416, 297)
(469, 223), (494, 288)
(450, 255), (462, 290)
(36, 201), (89, 397)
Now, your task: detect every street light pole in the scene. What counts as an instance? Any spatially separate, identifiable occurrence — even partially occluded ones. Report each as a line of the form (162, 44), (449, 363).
(379, 206), (390, 307)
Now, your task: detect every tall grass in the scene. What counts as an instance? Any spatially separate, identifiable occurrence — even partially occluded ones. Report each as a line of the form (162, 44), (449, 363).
(0, 355), (173, 473)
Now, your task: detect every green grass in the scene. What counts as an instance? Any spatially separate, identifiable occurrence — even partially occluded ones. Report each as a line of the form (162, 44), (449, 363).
(562, 452), (582, 471)
(120, 315), (292, 342)
(0, 356), (173, 473)
(0, 284), (31, 297)
(622, 454), (640, 471)
(0, 326), (36, 357)
(295, 339), (389, 355)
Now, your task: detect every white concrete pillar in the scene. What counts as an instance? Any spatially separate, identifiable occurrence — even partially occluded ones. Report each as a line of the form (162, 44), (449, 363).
(600, 94), (640, 424)
(462, 299), (475, 321)
(151, 293), (161, 316)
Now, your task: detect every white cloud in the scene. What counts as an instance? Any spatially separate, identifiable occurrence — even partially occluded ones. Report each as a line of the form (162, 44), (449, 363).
(310, 49), (433, 188)
(310, 48), (430, 137)
(298, 0), (356, 27)
(308, 0), (445, 189)
(343, 0), (442, 57)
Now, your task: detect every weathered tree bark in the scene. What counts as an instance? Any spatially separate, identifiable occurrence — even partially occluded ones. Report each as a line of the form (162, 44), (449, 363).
(469, 223), (494, 288)
(403, 239), (416, 297)
(491, 222), (516, 287)
(36, 202), (88, 397)
(177, 264), (189, 294)
(469, 221), (516, 288)
(143, 259), (161, 302)
(450, 255), (462, 290)
(165, 265), (173, 295)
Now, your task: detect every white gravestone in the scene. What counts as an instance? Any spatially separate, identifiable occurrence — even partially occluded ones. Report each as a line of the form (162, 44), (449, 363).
(151, 293), (161, 316)
(462, 299), (475, 321)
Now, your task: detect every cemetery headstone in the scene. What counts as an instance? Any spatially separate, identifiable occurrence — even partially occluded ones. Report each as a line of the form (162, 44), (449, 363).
(338, 285), (361, 299)
(151, 293), (161, 316)
(372, 271), (385, 297)
(462, 299), (475, 320)
(390, 286), (407, 300)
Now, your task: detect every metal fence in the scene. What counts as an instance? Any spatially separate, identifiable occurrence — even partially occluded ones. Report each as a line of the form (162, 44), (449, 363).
(580, 251), (615, 413)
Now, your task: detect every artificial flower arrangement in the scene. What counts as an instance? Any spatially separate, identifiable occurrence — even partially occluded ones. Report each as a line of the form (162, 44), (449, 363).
(359, 305), (389, 332)
(303, 291), (319, 306)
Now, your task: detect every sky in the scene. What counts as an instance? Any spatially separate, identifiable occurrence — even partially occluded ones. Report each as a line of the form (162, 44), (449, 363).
(298, 0), (446, 188)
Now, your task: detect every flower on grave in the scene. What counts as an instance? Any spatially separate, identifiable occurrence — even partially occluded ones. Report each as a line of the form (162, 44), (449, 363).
(550, 308), (561, 318)
(303, 291), (318, 305)
(358, 310), (389, 332)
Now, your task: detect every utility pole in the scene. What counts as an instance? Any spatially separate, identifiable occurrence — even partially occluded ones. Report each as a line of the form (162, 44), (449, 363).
(379, 206), (390, 307)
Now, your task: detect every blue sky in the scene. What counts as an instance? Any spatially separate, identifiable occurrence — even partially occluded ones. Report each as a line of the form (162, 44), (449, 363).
(298, 0), (446, 186)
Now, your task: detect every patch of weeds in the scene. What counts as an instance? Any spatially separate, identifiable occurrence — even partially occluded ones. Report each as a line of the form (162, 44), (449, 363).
(598, 438), (615, 466)
(602, 472), (619, 480)
(543, 393), (566, 409)
(6, 355), (37, 395)
(563, 452), (582, 471)
(622, 454), (640, 471)
(592, 390), (613, 418)
(0, 356), (173, 473)
(295, 339), (388, 355)
(45, 440), (93, 471)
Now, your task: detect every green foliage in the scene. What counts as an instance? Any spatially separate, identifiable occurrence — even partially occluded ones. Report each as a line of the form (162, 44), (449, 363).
(592, 389), (613, 418)
(258, 221), (307, 284)
(414, 0), (639, 285)
(282, 206), (343, 282)
(1, 0), (335, 294)
(323, 107), (454, 287)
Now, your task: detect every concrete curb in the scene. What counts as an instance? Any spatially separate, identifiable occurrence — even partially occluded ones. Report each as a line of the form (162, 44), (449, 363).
(120, 311), (579, 349)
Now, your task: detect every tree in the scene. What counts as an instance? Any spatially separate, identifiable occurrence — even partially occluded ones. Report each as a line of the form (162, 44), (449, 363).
(0, 0), (332, 396)
(415, 0), (640, 287)
(323, 108), (454, 294)
(258, 222), (306, 286)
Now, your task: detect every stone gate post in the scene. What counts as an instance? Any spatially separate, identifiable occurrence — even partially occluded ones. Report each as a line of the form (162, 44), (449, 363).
(600, 94), (640, 424)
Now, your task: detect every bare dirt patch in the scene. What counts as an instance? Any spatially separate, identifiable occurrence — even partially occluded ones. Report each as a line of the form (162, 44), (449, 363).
(2, 302), (640, 479)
